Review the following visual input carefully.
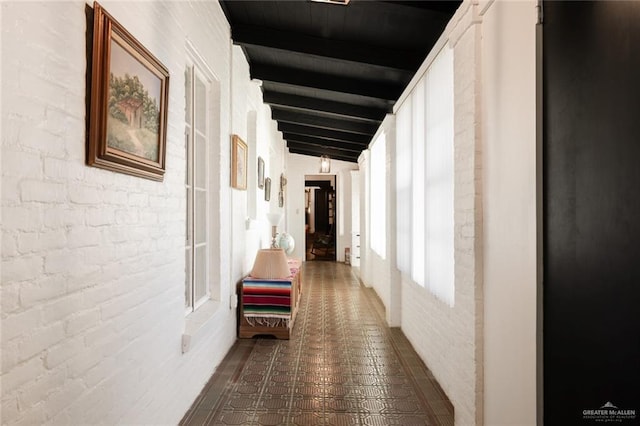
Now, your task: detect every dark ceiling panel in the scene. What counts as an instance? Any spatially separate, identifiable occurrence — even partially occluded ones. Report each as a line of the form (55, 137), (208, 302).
(282, 133), (367, 152)
(244, 45), (414, 85)
(377, 1), (462, 14)
(272, 108), (379, 136)
(288, 146), (359, 163)
(262, 81), (393, 111)
(233, 24), (421, 71)
(263, 92), (386, 122)
(278, 123), (372, 145)
(251, 63), (404, 101)
(220, 0), (461, 160)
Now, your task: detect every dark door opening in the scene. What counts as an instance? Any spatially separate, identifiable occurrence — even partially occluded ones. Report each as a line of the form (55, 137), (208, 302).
(305, 177), (336, 261)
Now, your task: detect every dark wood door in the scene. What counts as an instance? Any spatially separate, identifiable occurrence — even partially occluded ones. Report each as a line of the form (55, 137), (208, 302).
(314, 188), (329, 235)
(543, 1), (640, 423)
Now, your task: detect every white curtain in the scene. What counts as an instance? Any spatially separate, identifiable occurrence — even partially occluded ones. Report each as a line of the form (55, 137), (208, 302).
(425, 46), (454, 305)
(411, 80), (426, 286)
(394, 46), (455, 305)
(370, 132), (386, 259)
(395, 100), (412, 274)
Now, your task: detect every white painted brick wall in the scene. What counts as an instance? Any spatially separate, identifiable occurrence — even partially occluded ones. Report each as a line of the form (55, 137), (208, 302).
(402, 2), (535, 425)
(397, 2), (484, 426)
(1, 1), (278, 424)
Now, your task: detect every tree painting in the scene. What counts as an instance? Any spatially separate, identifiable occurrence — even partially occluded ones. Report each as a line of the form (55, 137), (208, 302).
(106, 39), (162, 162)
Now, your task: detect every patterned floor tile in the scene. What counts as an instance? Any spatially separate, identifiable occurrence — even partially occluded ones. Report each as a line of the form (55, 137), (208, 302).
(180, 262), (454, 426)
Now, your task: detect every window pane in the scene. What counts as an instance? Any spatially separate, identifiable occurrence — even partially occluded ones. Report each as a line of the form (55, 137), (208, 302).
(195, 190), (206, 244)
(195, 75), (206, 134)
(195, 132), (207, 188)
(425, 46), (455, 305)
(411, 80), (426, 287)
(185, 68), (192, 122)
(186, 187), (192, 244)
(396, 100), (412, 274)
(185, 249), (192, 308)
(195, 246), (207, 302)
(185, 129), (191, 185)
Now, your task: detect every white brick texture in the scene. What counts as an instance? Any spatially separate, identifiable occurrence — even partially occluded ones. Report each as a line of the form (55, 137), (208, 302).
(398, 3), (484, 426)
(0, 0), (263, 424)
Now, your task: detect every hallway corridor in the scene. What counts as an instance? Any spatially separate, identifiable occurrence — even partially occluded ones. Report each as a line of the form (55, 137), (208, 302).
(181, 262), (453, 425)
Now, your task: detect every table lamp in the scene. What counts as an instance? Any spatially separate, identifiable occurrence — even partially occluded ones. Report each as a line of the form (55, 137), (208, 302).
(250, 248), (290, 279)
(266, 212), (283, 248)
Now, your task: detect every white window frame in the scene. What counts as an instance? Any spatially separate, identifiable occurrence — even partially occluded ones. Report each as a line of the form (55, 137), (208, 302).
(185, 58), (211, 314)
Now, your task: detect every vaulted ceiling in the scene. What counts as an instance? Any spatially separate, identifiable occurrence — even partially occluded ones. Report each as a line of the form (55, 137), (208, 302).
(220, 0), (461, 163)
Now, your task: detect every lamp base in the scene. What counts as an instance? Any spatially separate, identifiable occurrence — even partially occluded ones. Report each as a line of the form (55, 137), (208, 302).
(271, 225), (278, 248)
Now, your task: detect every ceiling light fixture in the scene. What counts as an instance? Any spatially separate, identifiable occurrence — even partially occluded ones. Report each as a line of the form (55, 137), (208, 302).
(320, 155), (331, 173)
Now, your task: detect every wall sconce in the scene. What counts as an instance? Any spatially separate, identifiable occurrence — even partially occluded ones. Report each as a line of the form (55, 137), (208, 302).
(320, 155), (331, 173)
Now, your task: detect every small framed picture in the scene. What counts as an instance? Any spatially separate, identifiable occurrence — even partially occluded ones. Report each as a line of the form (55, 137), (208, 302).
(258, 156), (265, 189)
(87, 2), (169, 181)
(231, 134), (247, 190)
(280, 173), (287, 191)
(264, 177), (271, 201)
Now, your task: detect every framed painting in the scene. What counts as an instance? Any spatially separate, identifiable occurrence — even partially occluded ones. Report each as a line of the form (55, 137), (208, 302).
(257, 156), (265, 189)
(231, 135), (248, 190)
(264, 177), (271, 201)
(87, 2), (169, 181)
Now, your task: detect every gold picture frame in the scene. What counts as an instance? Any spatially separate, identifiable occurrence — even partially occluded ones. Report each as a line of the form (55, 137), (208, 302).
(231, 134), (248, 190)
(87, 2), (169, 181)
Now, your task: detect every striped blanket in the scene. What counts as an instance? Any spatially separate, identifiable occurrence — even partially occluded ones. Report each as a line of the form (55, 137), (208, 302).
(242, 278), (292, 326)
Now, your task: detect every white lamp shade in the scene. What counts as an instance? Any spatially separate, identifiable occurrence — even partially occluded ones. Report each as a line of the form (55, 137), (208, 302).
(250, 249), (290, 279)
(266, 212), (283, 226)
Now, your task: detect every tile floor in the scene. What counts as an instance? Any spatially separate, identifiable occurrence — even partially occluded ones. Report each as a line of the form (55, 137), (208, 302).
(181, 261), (454, 426)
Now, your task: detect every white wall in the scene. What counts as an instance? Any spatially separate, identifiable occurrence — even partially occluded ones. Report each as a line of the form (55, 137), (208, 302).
(286, 154), (357, 261)
(358, 116), (400, 326)
(398, 6), (484, 423)
(231, 54), (287, 273)
(387, 1), (537, 425)
(480, 0), (537, 424)
(0, 2), (285, 424)
(358, 151), (371, 287)
(349, 170), (361, 267)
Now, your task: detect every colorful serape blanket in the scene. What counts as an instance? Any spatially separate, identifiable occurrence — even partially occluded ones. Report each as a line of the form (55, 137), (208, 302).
(242, 278), (292, 327)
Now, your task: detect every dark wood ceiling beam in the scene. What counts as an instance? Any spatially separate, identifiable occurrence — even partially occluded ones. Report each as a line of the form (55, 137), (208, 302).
(288, 145), (358, 163)
(263, 91), (386, 123)
(377, 0), (461, 14)
(287, 141), (359, 156)
(283, 134), (363, 153)
(262, 81), (394, 111)
(278, 123), (372, 145)
(232, 24), (421, 72)
(251, 63), (403, 102)
(272, 108), (379, 135)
